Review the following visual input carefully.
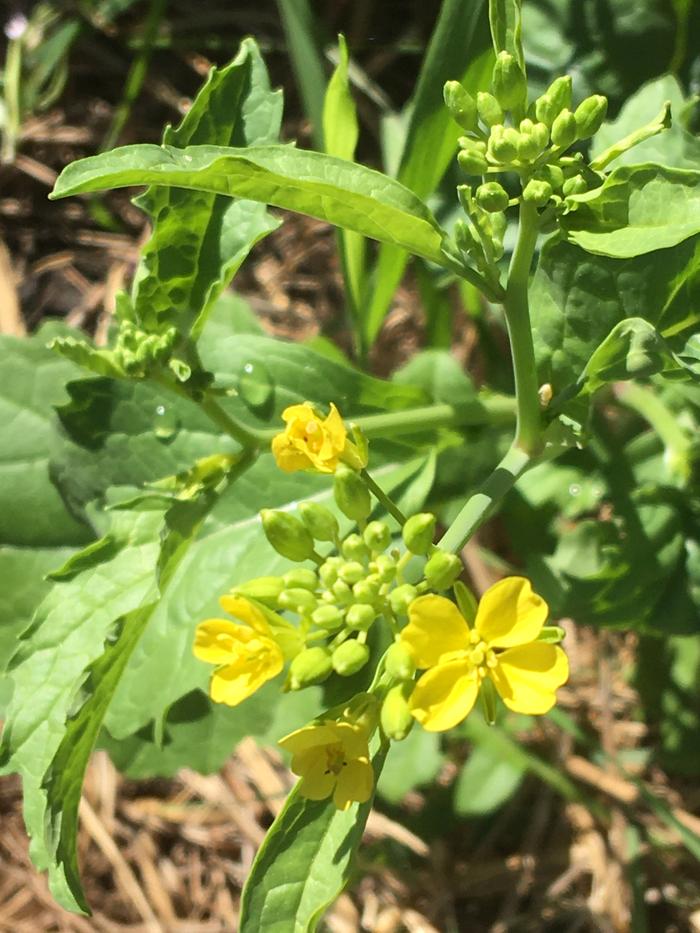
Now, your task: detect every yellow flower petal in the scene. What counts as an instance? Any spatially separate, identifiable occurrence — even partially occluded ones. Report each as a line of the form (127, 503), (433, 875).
(297, 754), (337, 801)
(218, 595), (272, 636)
(193, 618), (259, 664)
(279, 722), (342, 755)
(475, 577), (549, 648)
(281, 403), (316, 425)
(408, 659), (479, 732)
(272, 402), (347, 474)
(401, 595), (471, 668)
(323, 403), (347, 452)
(271, 433), (314, 472)
(333, 758), (373, 810)
(490, 643), (569, 714)
(209, 644), (283, 707)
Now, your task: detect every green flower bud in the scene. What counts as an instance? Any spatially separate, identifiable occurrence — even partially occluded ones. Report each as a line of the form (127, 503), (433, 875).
(332, 639), (370, 676)
(363, 520), (391, 553)
(536, 164), (564, 191)
(562, 174), (588, 196)
(488, 125), (519, 163)
(334, 465), (371, 523)
(331, 579), (353, 606)
(319, 556), (342, 588)
(345, 603), (377, 631)
(261, 509), (316, 562)
(458, 136), (487, 154)
(341, 533), (370, 562)
(516, 118), (548, 161)
(279, 587), (318, 614)
(389, 583), (419, 616)
(492, 51), (527, 112)
(380, 682), (414, 741)
(287, 646), (333, 690)
(535, 75), (572, 126)
(282, 568), (318, 591)
(477, 91), (504, 127)
(537, 625), (566, 644)
(443, 80), (478, 132)
(402, 512), (436, 556)
(476, 181), (510, 213)
(574, 94), (607, 138)
(551, 109), (577, 149)
(385, 641), (416, 681)
(530, 121), (550, 150)
(353, 578), (380, 603)
(231, 576), (284, 606)
(458, 148), (488, 175)
(372, 554), (396, 583)
(424, 550), (463, 589)
(298, 501), (339, 542)
(522, 178), (553, 206)
(312, 603), (345, 631)
(339, 560), (365, 585)
(454, 219), (482, 257)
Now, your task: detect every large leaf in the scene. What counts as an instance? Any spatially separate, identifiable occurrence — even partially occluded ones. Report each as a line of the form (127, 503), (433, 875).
(239, 743), (387, 932)
(563, 164), (700, 258)
(50, 144), (447, 265)
(132, 38), (283, 337)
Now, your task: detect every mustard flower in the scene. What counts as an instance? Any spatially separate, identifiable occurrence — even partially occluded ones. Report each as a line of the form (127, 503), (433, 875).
(279, 720), (374, 810)
(400, 577), (569, 731)
(194, 595), (286, 707)
(271, 402), (365, 474)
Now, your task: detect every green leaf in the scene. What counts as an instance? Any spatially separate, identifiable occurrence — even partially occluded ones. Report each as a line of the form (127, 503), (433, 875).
(489, 0), (524, 69)
(276, 0), (327, 149)
(239, 743), (387, 932)
(51, 144), (447, 266)
(454, 741), (525, 815)
(393, 349), (484, 413)
(377, 728), (443, 804)
(563, 165), (700, 258)
(132, 38), (282, 337)
(0, 328), (92, 548)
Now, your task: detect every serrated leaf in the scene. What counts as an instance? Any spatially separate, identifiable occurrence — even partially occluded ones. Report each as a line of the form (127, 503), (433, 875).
(51, 144), (447, 265)
(239, 743), (387, 933)
(132, 38), (282, 337)
(563, 165), (700, 258)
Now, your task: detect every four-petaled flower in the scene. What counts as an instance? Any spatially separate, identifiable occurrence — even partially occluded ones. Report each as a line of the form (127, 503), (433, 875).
(400, 577), (569, 731)
(194, 596), (285, 707)
(279, 720), (374, 810)
(271, 402), (365, 474)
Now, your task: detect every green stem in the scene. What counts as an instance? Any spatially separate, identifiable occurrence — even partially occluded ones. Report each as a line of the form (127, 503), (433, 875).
(616, 382), (692, 479)
(437, 445), (532, 554)
(360, 469), (407, 527)
(504, 200), (543, 455)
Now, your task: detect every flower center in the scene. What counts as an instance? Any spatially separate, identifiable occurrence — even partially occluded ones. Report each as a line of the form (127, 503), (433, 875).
(324, 742), (348, 776)
(467, 638), (498, 673)
(303, 419), (324, 452)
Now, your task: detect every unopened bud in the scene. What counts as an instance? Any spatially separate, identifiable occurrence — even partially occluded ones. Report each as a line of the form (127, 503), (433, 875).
(319, 557), (342, 588)
(522, 178), (553, 206)
(380, 683), (415, 741)
(536, 164), (564, 191)
(282, 568), (318, 591)
(551, 109), (577, 148)
(287, 646), (333, 689)
(372, 554), (396, 583)
(535, 75), (572, 126)
(443, 80), (478, 132)
(385, 641), (416, 681)
(231, 576), (284, 606)
(476, 181), (510, 213)
(364, 520), (391, 552)
(454, 219), (481, 256)
(574, 94), (608, 138)
(331, 579), (353, 605)
(334, 465), (371, 523)
(342, 533), (370, 562)
(424, 550), (463, 589)
(488, 125), (519, 163)
(458, 148), (488, 175)
(298, 501), (339, 541)
(402, 513), (436, 555)
(279, 587), (318, 614)
(345, 603), (377, 631)
(492, 51), (527, 112)
(339, 560), (365, 584)
(261, 509), (316, 562)
(332, 639), (370, 676)
(311, 604), (344, 631)
(353, 578), (380, 603)
(477, 91), (504, 127)
(562, 174), (588, 196)
(389, 583), (419, 616)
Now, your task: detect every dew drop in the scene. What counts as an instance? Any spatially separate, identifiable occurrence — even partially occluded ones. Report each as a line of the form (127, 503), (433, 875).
(153, 404), (180, 442)
(568, 483), (581, 496)
(238, 359), (273, 410)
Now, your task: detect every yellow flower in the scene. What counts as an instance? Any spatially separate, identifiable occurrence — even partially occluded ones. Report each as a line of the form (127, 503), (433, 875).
(400, 577), (569, 731)
(279, 720), (374, 810)
(271, 402), (365, 473)
(193, 595), (285, 707)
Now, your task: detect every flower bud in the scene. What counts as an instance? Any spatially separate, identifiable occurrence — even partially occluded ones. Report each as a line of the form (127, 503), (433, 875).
(341, 533), (370, 562)
(353, 578), (380, 603)
(454, 219), (481, 256)
(477, 91), (504, 127)
(380, 683), (414, 741)
(298, 501), (339, 541)
(371, 554), (396, 583)
(261, 509), (316, 562)
(319, 556), (342, 587)
(522, 178), (553, 206)
(402, 512), (436, 555)
(345, 603), (377, 631)
(562, 174), (588, 196)
(535, 75), (572, 126)
(312, 604), (344, 631)
(287, 646), (333, 689)
(231, 576), (284, 606)
(385, 641), (416, 681)
(476, 181), (510, 213)
(457, 148), (489, 175)
(536, 163), (564, 191)
(530, 121), (550, 151)
(424, 550), (463, 589)
(331, 579), (353, 606)
(551, 109), (577, 149)
(488, 125), (519, 163)
(334, 465), (371, 523)
(574, 94), (607, 138)
(339, 560), (365, 585)
(492, 51), (527, 112)
(279, 587), (318, 614)
(282, 568), (318, 591)
(332, 639), (370, 675)
(389, 583), (419, 616)
(443, 80), (478, 132)
(363, 520), (391, 552)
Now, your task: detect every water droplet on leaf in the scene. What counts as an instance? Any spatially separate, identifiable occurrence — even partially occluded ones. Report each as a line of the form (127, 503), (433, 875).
(239, 360), (273, 410)
(568, 483), (581, 496)
(153, 404), (180, 441)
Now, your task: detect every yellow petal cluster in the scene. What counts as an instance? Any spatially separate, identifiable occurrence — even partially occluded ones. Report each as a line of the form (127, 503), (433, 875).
(279, 720), (374, 810)
(193, 596), (284, 707)
(271, 402), (347, 474)
(400, 577), (568, 731)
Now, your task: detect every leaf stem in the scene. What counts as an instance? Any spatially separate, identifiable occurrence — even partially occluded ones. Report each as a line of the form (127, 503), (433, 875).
(360, 468), (407, 527)
(616, 382), (692, 480)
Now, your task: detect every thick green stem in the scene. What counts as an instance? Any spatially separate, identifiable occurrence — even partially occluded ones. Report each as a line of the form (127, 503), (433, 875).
(437, 445), (532, 554)
(504, 200), (543, 455)
(360, 469), (408, 527)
